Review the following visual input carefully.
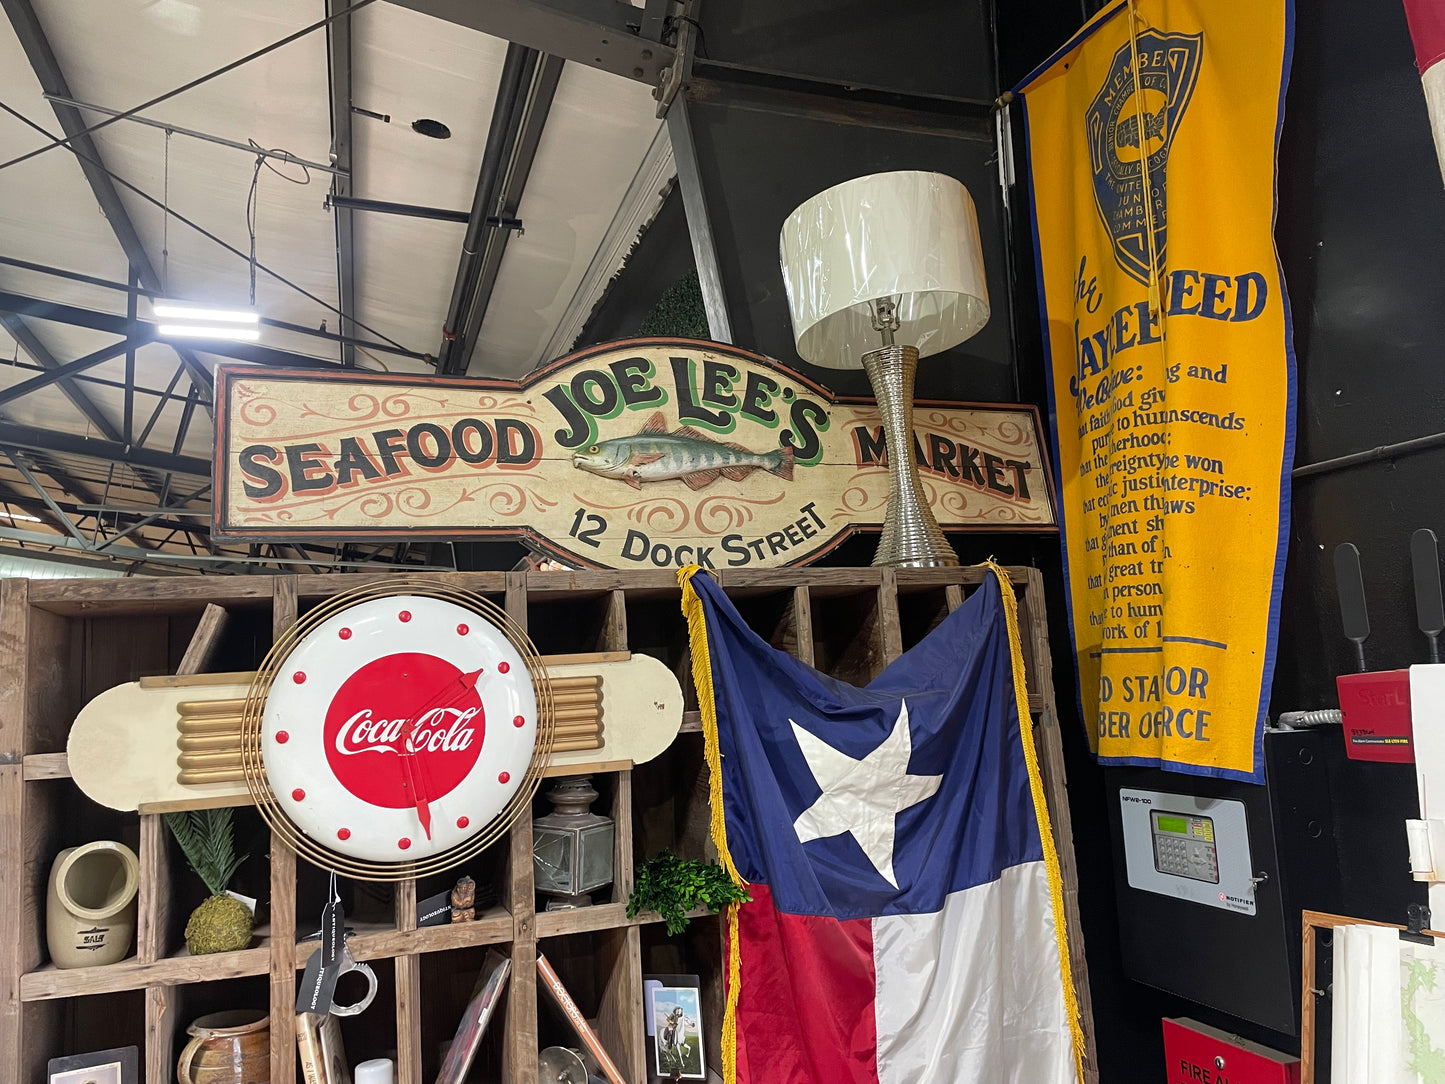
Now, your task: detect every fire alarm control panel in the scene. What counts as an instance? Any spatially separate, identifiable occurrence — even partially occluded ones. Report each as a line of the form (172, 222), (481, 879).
(1119, 788), (1256, 915)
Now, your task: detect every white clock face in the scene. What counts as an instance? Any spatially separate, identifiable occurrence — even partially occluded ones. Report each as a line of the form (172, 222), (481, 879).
(261, 594), (538, 862)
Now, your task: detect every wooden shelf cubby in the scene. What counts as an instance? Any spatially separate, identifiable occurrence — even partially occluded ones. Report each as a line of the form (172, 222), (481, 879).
(0, 566), (1096, 1084)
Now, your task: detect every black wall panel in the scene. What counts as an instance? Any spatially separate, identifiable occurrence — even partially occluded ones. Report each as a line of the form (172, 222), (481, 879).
(698, 0), (997, 101)
(1272, 0), (1445, 708)
(682, 83), (1016, 402)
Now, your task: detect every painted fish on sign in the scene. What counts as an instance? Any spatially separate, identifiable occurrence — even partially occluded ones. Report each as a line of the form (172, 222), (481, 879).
(572, 413), (794, 490)
(213, 339), (1055, 568)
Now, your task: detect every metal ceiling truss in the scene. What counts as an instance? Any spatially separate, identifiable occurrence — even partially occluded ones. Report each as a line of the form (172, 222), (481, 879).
(0, 256), (428, 362)
(327, 0), (358, 366)
(453, 53), (565, 373)
(0, 291), (347, 370)
(0, 0), (214, 396)
(391, 0), (672, 86)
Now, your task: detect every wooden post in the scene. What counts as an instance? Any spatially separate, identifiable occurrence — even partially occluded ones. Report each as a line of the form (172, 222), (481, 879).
(504, 573), (539, 1084)
(0, 579), (28, 1065)
(394, 878), (422, 1084)
(142, 603), (230, 1083)
(271, 578), (299, 1084)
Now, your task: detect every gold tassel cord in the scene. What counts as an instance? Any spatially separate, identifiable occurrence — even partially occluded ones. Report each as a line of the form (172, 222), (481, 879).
(678, 565), (746, 1084)
(984, 560), (1088, 1084)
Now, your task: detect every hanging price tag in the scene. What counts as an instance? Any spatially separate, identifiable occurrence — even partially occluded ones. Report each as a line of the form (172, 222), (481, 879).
(295, 895), (345, 1015)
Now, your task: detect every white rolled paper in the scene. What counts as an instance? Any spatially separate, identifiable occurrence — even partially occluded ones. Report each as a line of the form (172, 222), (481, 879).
(1409, 819), (1436, 880)
(779, 170), (990, 368)
(354, 1058), (394, 1084)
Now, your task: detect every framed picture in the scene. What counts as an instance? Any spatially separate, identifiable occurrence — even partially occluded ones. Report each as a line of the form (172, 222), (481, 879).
(47, 1047), (138, 1084)
(650, 986), (705, 1080)
(436, 949), (512, 1084)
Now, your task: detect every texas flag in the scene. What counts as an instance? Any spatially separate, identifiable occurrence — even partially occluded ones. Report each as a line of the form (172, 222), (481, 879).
(680, 566), (1083, 1084)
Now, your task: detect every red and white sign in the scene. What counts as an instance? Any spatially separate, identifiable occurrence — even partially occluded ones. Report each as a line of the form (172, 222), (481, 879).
(1162, 1018), (1299, 1084)
(262, 594), (537, 862)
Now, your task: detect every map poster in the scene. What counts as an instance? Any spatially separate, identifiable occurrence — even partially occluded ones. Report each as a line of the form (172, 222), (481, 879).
(1016, 0), (1296, 779)
(212, 339), (1054, 568)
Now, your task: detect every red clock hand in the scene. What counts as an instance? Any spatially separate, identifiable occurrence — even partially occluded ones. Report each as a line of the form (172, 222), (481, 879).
(396, 668), (484, 841)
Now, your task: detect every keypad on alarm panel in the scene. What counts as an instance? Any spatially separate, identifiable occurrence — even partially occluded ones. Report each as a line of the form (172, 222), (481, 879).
(1154, 837), (1219, 883)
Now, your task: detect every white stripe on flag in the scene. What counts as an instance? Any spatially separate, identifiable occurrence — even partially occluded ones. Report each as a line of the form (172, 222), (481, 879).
(872, 861), (1074, 1084)
(1423, 60), (1445, 188)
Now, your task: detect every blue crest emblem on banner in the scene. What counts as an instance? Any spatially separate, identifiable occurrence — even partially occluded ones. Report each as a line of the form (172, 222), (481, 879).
(1086, 29), (1203, 287)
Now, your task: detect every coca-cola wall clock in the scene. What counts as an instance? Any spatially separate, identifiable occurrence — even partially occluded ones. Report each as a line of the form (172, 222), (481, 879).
(240, 578), (555, 880)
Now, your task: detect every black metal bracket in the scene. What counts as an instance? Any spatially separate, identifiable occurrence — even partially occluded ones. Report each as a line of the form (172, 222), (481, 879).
(1403, 902), (1434, 945)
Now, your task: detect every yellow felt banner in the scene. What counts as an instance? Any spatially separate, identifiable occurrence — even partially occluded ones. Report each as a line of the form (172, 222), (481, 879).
(1017, 0), (1295, 779)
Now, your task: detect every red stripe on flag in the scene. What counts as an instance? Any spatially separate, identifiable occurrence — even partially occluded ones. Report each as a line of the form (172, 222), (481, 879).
(1405, 0), (1445, 72)
(732, 883), (879, 1084)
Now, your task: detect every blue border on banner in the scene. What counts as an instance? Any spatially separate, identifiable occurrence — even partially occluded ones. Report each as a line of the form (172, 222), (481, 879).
(1014, 0), (1298, 783)
(1017, 93), (1091, 757)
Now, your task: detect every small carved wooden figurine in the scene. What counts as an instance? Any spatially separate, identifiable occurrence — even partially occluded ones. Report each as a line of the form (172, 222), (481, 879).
(450, 875), (476, 922)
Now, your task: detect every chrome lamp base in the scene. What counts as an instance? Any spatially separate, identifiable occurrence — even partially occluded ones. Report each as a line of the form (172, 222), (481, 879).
(861, 345), (959, 568)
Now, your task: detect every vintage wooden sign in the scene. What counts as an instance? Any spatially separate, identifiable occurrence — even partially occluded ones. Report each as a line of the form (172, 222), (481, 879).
(213, 339), (1055, 568)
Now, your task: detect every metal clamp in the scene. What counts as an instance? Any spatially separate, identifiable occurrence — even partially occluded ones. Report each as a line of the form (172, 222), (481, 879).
(330, 939), (378, 1016)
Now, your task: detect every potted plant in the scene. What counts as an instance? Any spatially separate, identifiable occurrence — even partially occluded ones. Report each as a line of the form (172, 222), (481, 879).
(626, 851), (750, 936)
(165, 808), (253, 955)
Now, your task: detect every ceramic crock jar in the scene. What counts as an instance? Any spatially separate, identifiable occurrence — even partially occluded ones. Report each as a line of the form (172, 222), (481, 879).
(177, 1010), (271, 1084)
(45, 840), (140, 968)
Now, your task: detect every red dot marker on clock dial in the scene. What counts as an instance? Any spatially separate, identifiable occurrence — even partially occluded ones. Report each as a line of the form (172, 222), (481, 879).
(398, 837), (411, 850)
(292, 788), (306, 802)
(399, 610), (412, 623)
(457, 816), (470, 829)
(339, 627), (352, 640)
(337, 828), (351, 841)
(498, 772), (510, 784)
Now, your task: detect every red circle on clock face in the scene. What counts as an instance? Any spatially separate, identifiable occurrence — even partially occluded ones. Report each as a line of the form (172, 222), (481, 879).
(323, 652), (485, 809)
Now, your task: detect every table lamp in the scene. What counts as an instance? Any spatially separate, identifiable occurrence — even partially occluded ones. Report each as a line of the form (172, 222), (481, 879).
(779, 171), (990, 567)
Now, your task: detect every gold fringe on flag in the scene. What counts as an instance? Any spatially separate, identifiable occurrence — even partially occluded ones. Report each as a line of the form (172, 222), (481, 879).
(678, 565), (748, 1084)
(985, 559), (1087, 1083)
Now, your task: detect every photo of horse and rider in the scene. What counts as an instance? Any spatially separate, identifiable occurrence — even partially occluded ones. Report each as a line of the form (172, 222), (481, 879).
(649, 985), (705, 1080)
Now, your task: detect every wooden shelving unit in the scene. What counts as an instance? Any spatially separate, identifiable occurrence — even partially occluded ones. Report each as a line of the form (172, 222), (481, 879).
(0, 566), (1097, 1084)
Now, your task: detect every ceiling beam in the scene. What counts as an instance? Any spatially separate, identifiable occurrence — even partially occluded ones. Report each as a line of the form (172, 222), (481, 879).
(456, 54), (565, 374)
(0, 420), (210, 477)
(0, 313), (123, 441)
(327, 0), (357, 367)
(389, 0), (671, 86)
(0, 338), (134, 410)
(438, 43), (537, 375)
(1, 0), (213, 395)
(0, 291), (344, 370)
(0, 485), (205, 540)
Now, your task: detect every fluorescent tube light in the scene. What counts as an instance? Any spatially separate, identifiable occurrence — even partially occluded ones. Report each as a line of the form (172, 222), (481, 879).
(152, 300), (258, 324)
(158, 324), (262, 342)
(0, 510), (41, 522)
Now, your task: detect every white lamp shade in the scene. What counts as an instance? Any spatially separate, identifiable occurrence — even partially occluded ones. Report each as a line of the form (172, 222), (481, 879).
(779, 170), (990, 369)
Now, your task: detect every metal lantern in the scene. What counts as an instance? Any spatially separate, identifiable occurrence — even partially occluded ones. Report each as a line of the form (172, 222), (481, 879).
(532, 776), (614, 907)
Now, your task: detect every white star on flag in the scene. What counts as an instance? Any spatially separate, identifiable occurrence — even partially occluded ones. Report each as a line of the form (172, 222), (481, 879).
(790, 699), (943, 888)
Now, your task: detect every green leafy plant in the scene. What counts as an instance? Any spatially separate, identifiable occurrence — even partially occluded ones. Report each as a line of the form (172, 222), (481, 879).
(627, 851), (751, 936)
(638, 271), (709, 340)
(166, 808), (246, 896)
(165, 808), (254, 955)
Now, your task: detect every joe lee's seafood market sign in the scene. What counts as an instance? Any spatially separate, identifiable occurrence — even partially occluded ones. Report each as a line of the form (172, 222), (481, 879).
(213, 339), (1055, 569)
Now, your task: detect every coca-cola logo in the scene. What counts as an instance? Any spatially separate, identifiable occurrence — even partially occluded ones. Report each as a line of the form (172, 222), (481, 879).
(323, 653), (485, 808)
